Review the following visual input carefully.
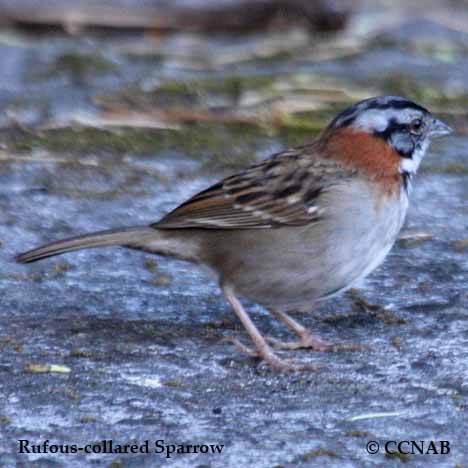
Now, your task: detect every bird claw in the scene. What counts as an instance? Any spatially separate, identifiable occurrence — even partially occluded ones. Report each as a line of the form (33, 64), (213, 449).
(226, 337), (317, 372)
(268, 334), (366, 352)
(227, 337), (258, 357)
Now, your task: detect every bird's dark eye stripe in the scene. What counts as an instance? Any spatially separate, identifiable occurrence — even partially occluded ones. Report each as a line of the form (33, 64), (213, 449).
(373, 118), (403, 140)
(374, 118), (416, 158)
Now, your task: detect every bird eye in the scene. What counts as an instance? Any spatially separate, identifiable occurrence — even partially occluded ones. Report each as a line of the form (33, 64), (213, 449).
(409, 118), (423, 134)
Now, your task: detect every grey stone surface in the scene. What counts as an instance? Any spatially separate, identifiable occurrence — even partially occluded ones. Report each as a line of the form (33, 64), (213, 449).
(0, 3), (467, 467)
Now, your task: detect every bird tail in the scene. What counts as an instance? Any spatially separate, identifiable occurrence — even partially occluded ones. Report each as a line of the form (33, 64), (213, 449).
(15, 226), (156, 264)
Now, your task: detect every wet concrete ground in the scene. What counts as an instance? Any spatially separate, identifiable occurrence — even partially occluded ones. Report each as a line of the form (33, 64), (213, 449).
(0, 2), (467, 467)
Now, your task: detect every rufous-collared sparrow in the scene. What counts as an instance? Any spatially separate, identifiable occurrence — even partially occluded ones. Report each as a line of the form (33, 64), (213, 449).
(16, 96), (452, 371)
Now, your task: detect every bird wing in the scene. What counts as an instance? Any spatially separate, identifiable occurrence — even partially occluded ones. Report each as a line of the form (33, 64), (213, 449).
(155, 147), (355, 230)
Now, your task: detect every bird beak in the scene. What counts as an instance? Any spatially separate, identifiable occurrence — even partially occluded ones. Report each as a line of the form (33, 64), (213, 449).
(429, 118), (453, 138)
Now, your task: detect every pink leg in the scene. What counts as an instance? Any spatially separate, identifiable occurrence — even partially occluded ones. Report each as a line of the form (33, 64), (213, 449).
(222, 285), (314, 371)
(267, 308), (364, 352)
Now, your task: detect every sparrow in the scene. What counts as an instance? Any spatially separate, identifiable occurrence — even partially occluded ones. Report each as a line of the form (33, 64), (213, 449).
(16, 96), (452, 371)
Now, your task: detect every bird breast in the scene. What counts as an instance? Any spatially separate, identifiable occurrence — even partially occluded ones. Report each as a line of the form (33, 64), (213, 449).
(201, 177), (408, 311)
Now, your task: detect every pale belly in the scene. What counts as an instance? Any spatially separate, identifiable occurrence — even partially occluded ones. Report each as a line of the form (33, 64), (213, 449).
(202, 184), (408, 311)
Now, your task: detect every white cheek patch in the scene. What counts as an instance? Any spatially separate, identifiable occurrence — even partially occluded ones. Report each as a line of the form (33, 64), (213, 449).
(400, 157), (419, 174)
(399, 139), (429, 174)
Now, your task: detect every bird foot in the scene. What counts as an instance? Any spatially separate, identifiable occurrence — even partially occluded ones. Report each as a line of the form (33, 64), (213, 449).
(228, 337), (258, 357)
(268, 333), (365, 352)
(227, 338), (316, 372)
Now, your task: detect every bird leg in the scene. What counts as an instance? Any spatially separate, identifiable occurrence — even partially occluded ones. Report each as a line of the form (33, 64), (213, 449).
(222, 285), (313, 371)
(267, 307), (363, 352)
